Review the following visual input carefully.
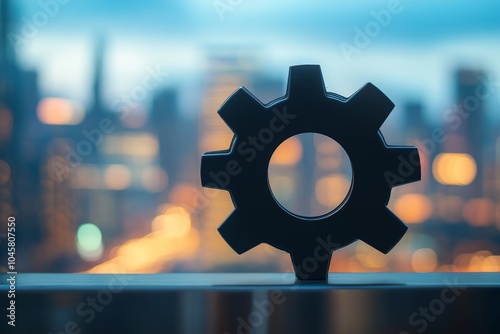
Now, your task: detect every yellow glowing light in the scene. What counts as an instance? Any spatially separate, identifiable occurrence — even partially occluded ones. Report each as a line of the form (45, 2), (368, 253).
(91, 261), (124, 274)
(463, 198), (494, 227)
(315, 174), (351, 210)
(482, 256), (500, 271)
(85, 226), (200, 274)
(141, 166), (168, 192)
(411, 248), (437, 272)
(156, 203), (188, 216)
(117, 240), (152, 268)
(151, 205), (191, 238)
(462, 250), (500, 272)
(37, 98), (84, 125)
(104, 164), (131, 190)
(270, 136), (303, 166)
(458, 251), (500, 272)
(0, 160), (11, 185)
(393, 193), (432, 224)
(432, 153), (476, 186)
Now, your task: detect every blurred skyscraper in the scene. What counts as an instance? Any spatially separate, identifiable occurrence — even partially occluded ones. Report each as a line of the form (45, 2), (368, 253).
(1, 0), (48, 271)
(150, 88), (184, 190)
(403, 101), (431, 192)
(197, 48), (286, 270)
(440, 69), (486, 198)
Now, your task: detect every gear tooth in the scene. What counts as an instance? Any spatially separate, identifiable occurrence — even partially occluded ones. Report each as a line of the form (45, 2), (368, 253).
(200, 152), (233, 190)
(384, 146), (421, 187)
(359, 207), (407, 254)
(286, 65), (327, 100)
(218, 211), (260, 254)
(347, 83), (394, 130)
(218, 87), (265, 132)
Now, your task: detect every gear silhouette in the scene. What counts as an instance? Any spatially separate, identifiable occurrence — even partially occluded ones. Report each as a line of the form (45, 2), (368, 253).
(201, 65), (421, 281)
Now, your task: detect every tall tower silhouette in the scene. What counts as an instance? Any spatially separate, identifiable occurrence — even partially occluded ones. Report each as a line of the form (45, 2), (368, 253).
(92, 36), (105, 116)
(442, 69), (486, 197)
(150, 88), (182, 190)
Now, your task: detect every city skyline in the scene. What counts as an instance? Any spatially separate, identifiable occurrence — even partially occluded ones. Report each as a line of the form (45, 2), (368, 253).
(4, 0), (500, 121)
(1, 0), (500, 275)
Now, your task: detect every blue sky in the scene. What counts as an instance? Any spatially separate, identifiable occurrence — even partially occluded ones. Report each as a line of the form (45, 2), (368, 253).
(14, 0), (499, 41)
(9, 0), (500, 122)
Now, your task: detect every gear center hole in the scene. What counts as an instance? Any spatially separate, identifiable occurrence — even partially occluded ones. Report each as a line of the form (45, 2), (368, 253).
(268, 133), (353, 218)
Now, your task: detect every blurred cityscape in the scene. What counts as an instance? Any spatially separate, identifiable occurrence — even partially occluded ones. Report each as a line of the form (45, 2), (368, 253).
(1, 0), (500, 275)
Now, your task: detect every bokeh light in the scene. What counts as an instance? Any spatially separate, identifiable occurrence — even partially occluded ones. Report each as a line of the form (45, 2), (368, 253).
(432, 153), (477, 186)
(104, 164), (131, 190)
(76, 223), (103, 261)
(141, 166), (168, 192)
(151, 204), (191, 238)
(86, 204), (199, 273)
(393, 193), (433, 224)
(37, 98), (84, 125)
(412, 248), (437, 272)
(269, 136), (302, 166)
(315, 173), (351, 211)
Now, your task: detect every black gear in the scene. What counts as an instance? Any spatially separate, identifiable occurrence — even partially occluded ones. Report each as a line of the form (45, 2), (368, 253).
(201, 65), (421, 281)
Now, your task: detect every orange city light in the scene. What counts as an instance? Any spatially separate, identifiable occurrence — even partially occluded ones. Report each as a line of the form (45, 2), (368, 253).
(432, 153), (476, 186)
(393, 193), (432, 224)
(269, 136), (303, 166)
(37, 98), (84, 125)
